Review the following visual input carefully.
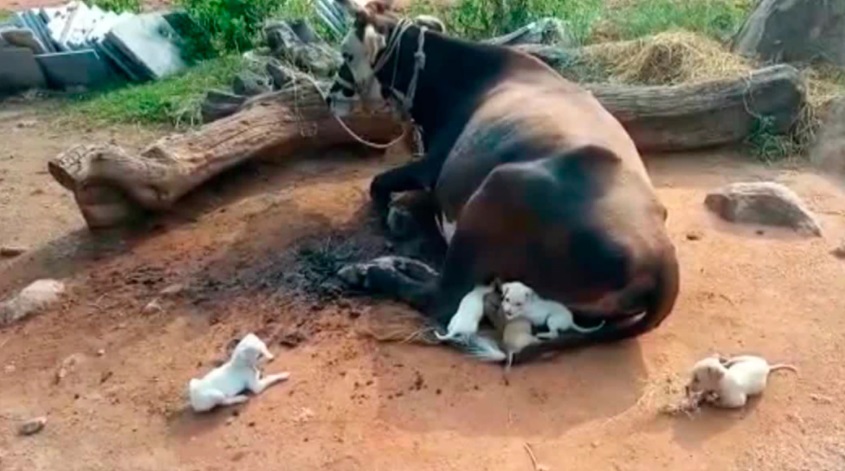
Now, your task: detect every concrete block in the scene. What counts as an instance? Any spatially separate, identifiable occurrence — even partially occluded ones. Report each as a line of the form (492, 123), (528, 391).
(0, 47), (47, 94)
(35, 49), (116, 89)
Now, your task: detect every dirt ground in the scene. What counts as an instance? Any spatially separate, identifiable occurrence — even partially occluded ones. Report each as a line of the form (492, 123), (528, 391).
(1, 93), (845, 471)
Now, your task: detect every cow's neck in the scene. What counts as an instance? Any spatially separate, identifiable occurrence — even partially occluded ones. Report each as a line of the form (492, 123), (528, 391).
(378, 27), (509, 146)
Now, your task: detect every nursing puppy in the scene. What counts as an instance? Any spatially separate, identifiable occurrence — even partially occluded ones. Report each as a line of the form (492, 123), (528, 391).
(434, 285), (494, 342)
(501, 281), (604, 338)
(686, 354), (797, 409)
(501, 317), (540, 372)
(188, 333), (290, 413)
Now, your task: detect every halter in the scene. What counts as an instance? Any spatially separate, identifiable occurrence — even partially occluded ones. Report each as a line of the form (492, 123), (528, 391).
(325, 18), (428, 151)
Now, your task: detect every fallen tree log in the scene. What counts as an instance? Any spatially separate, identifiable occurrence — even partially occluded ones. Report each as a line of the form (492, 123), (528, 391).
(48, 63), (804, 229)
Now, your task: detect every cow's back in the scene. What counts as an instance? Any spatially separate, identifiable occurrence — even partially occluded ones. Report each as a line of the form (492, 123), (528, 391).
(434, 65), (649, 221)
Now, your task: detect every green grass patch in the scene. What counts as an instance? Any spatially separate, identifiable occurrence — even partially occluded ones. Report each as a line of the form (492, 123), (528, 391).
(88, 0), (141, 13)
(605, 0), (753, 42)
(405, 0), (604, 44)
(0, 8), (12, 20)
(64, 55), (247, 128)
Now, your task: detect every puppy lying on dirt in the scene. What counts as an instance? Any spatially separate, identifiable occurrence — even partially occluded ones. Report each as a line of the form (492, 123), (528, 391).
(188, 333), (290, 413)
(685, 354), (797, 409)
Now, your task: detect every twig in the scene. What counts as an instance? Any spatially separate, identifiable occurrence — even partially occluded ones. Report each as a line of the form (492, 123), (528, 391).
(523, 443), (548, 471)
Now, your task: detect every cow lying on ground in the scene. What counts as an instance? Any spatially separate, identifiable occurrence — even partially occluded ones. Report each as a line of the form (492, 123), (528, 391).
(325, 0), (680, 364)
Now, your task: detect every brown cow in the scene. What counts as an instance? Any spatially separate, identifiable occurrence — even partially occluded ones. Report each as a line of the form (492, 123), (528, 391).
(326, 0), (679, 364)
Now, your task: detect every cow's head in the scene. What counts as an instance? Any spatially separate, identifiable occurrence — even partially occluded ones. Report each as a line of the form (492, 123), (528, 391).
(326, 0), (445, 116)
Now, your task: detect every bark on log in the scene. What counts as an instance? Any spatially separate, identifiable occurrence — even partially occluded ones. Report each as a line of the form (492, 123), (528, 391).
(48, 63), (804, 229)
(48, 85), (404, 229)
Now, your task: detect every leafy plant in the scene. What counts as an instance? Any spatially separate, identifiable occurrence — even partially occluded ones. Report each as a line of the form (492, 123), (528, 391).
(606, 0), (753, 42)
(88, 0), (141, 13)
(176, 0), (283, 56)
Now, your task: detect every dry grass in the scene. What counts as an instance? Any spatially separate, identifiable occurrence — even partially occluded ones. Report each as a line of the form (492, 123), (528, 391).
(582, 30), (752, 85)
(354, 305), (439, 345)
(579, 30), (845, 159)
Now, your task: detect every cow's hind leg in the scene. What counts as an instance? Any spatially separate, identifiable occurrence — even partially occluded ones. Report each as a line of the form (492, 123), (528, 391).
(336, 256), (439, 310)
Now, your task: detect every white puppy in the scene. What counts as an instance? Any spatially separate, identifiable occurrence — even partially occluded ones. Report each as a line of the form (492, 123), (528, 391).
(500, 281), (604, 339)
(686, 354), (797, 409)
(188, 333), (290, 413)
(434, 285), (494, 342)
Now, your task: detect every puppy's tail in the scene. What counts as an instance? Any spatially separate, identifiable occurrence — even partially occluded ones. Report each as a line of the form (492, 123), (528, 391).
(450, 334), (506, 363)
(770, 364), (798, 374)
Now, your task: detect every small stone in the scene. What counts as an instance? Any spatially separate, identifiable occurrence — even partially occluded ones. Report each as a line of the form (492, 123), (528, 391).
(0, 246), (26, 258)
(97, 349), (106, 357)
(704, 182), (822, 236)
(4, 364), (15, 374)
(18, 416), (47, 436)
(685, 231), (702, 241)
(143, 299), (163, 314)
(159, 283), (185, 297)
(0, 279), (65, 325)
(832, 243), (845, 260)
(225, 417), (235, 426)
(15, 120), (37, 129)
(591, 441), (599, 448)
(810, 393), (833, 404)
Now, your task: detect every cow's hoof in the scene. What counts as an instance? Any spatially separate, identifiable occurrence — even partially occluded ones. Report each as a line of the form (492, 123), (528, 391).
(336, 256), (438, 293)
(386, 205), (419, 240)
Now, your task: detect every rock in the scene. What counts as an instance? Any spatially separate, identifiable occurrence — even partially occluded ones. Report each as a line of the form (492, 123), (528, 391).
(264, 20), (341, 77)
(0, 279), (65, 325)
(201, 90), (246, 123)
(1, 28), (46, 54)
(18, 416), (47, 436)
(0, 47), (47, 95)
(685, 231), (703, 241)
(5, 364), (16, 374)
(35, 50), (117, 90)
(159, 283), (185, 297)
(733, 0), (845, 67)
(232, 71), (272, 97)
(485, 17), (576, 47)
(832, 242), (845, 259)
(278, 329), (308, 348)
(288, 19), (320, 44)
(266, 59), (293, 89)
(704, 182), (822, 236)
(0, 246), (27, 258)
(143, 298), (163, 314)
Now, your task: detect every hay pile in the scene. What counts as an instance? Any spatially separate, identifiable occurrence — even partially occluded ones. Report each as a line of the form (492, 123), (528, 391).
(580, 29), (844, 157)
(582, 30), (752, 85)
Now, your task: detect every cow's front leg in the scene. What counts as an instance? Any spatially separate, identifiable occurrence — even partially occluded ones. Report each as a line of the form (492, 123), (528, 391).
(426, 228), (481, 326)
(370, 158), (433, 216)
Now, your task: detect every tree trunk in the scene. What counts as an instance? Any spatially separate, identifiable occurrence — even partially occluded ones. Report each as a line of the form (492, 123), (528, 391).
(48, 62), (804, 229)
(48, 85), (404, 229)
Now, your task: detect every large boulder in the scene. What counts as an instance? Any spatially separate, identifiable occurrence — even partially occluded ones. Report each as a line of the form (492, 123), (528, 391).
(733, 0), (845, 67)
(704, 181), (822, 236)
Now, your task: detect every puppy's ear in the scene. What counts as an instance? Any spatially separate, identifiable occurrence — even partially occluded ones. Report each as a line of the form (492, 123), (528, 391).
(705, 365), (725, 383)
(492, 278), (503, 294)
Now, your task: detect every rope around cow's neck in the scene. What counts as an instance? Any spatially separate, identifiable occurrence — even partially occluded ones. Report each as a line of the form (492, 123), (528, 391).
(294, 18), (427, 151)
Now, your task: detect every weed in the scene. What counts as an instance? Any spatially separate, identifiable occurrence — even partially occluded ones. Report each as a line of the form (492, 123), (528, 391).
(745, 115), (799, 162)
(605, 0), (753, 42)
(176, 0), (282, 56)
(88, 0), (141, 13)
(64, 56), (248, 127)
(407, 0), (603, 44)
